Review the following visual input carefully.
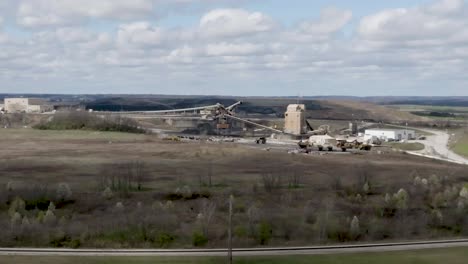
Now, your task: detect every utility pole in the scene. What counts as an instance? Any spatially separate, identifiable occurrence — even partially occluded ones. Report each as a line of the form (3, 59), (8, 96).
(228, 195), (234, 264)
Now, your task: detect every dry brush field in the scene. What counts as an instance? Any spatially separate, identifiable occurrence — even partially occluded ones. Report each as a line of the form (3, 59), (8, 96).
(1, 128), (468, 248)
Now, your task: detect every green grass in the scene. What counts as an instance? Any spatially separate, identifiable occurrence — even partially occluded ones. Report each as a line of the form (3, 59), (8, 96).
(387, 142), (425, 151)
(452, 131), (468, 158)
(2, 247), (468, 264)
(390, 104), (468, 113)
(0, 128), (151, 141)
(388, 104), (468, 120)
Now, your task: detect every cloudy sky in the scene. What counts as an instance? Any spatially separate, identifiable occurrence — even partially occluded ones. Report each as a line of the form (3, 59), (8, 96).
(0, 0), (467, 96)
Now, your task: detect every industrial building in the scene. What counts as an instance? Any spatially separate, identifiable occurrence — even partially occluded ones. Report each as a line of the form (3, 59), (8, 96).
(364, 128), (415, 142)
(284, 104), (307, 135)
(4, 98), (54, 113)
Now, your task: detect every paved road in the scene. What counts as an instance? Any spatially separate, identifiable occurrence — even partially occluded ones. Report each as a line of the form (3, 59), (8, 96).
(1, 239), (468, 257)
(409, 128), (468, 165)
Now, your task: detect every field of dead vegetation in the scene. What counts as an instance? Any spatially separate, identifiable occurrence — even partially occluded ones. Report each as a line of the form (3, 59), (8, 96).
(1, 128), (468, 249)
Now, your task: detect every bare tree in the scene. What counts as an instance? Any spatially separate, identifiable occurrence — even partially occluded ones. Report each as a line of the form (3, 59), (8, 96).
(261, 173), (281, 193)
(198, 199), (216, 238)
(287, 170), (301, 189)
(99, 160), (147, 196)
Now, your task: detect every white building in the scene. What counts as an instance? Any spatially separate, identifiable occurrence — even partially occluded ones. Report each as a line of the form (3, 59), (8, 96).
(4, 98), (54, 113)
(364, 128), (415, 142)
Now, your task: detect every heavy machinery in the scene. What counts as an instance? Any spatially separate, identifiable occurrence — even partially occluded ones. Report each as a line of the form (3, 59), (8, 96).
(298, 134), (336, 152)
(255, 137), (267, 144)
(106, 101), (287, 136)
(336, 139), (372, 152)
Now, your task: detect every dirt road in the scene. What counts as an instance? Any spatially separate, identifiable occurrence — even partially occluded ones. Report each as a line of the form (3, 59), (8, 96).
(410, 128), (468, 165)
(2, 239), (468, 257)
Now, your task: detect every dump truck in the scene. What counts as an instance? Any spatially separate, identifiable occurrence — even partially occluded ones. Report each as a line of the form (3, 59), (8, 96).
(298, 135), (336, 152)
(336, 139), (372, 151)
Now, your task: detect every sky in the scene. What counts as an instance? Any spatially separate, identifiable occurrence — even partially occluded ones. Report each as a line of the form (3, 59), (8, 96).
(0, 0), (468, 96)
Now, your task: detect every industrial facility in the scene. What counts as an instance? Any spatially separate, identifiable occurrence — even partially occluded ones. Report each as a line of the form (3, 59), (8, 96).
(2, 98), (54, 113)
(364, 128), (415, 142)
(284, 104), (307, 135)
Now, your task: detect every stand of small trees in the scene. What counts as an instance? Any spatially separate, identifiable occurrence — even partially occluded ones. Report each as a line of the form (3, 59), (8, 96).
(34, 111), (145, 133)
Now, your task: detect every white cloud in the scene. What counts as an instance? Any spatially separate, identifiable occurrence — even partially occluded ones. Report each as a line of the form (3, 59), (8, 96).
(205, 42), (264, 56)
(1, 0), (468, 95)
(199, 9), (275, 38)
(117, 22), (165, 47)
(427, 0), (465, 15)
(15, 0), (246, 28)
(17, 0), (154, 27)
(358, 0), (468, 45)
(299, 7), (352, 35)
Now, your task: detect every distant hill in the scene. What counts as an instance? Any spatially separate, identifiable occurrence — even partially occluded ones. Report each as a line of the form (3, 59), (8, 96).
(82, 96), (426, 123)
(0, 94), (455, 122)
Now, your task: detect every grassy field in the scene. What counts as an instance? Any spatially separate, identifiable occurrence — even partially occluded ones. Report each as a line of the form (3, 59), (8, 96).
(391, 105), (468, 113)
(2, 247), (468, 264)
(451, 129), (468, 157)
(0, 128), (150, 142)
(387, 142), (425, 151)
(388, 104), (468, 120)
(1, 128), (468, 249)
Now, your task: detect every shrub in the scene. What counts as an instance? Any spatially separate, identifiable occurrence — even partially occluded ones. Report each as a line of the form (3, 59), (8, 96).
(432, 192), (446, 208)
(192, 231), (208, 247)
(115, 202), (125, 212)
(363, 182), (370, 194)
(460, 186), (468, 199)
(257, 222), (273, 245)
(70, 239), (81, 249)
(350, 216), (360, 240)
(43, 209), (57, 226)
(9, 197), (26, 218)
(157, 232), (175, 248)
(394, 189), (409, 209)
(21, 217), (31, 232)
(414, 176), (422, 186)
(56, 183), (73, 202)
(234, 226), (248, 238)
(102, 187), (113, 200)
(10, 212), (22, 229)
(429, 175), (441, 188)
(37, 211), (45, 223)
(384, 193), (392, 204)
(49, 232), (72, 248)
(48, 202), (56, 212)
